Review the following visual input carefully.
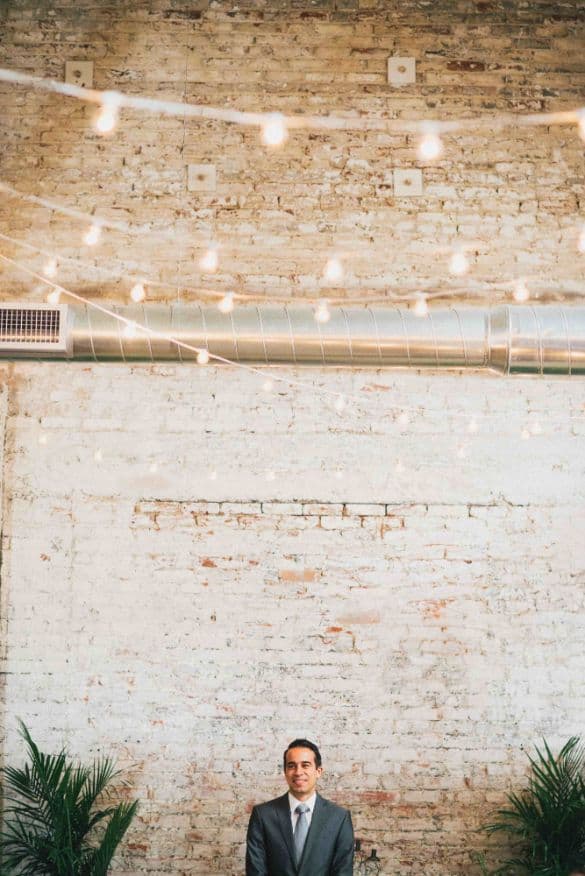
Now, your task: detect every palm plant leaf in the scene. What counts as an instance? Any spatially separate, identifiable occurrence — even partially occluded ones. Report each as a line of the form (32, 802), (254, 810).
(79, 801), (139, 876)
(1, 814), (64, 876)
(0, 721), (138, 876)
(483, 737), (585, 875)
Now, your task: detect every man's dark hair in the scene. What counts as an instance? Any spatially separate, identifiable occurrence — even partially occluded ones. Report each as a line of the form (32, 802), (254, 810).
(283, 738), (322, 770)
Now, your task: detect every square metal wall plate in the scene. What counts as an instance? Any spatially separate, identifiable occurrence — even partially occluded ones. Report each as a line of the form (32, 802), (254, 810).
(65, 60), (94, 88)
(387, 56), (416, 86)
(188, 164), (217, 192)
(394, 168), (423, 197)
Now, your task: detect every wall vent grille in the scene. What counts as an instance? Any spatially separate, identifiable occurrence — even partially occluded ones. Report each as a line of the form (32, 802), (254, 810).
(0, 304), (69, 352)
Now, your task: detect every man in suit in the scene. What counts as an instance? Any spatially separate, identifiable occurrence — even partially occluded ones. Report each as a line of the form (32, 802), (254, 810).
(246, 738), (354, 876)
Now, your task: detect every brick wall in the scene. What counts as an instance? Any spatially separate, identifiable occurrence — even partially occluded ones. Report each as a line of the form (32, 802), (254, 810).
(1, 2), (585, 875)
(1, 363), (584, 875)
(0, 1), (584, 301)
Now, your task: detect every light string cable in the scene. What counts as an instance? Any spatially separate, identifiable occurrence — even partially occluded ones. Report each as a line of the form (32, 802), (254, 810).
(0, 180), (165, 239)
(3, 178), (496, 298)
(6, 175), (583, 288)
(0, 67), (583, 136)
(0, 249), (583, 427)
(4, 227), (582, 310)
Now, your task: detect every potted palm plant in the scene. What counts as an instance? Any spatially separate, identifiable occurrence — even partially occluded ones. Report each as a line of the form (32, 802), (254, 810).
(477, 736), (585, 875)
(0, 720), (138, 875)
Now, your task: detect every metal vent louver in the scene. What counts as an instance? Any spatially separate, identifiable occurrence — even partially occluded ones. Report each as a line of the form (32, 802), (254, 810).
(0, 303), (70, 354)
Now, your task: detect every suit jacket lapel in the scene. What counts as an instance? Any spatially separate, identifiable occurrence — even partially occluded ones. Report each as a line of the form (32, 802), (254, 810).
(275, 793), (296, 868)
(298, 794), (327, 874)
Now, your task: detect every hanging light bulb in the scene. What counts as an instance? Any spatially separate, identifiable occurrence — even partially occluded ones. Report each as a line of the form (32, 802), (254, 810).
(218, 292), (234, 313)
(397, 411), (409, 426)
(38, 432), (48, 446)
(261, 113), (288, 147)
(46, 288), (61, 305)
(262, 378), (274, 392)
(418, 130), (443, 161)
(94, 448), (103, 462)
(149, 462), (158, 474)
(197, 348), (210, 365)
(43, 257), (58, 278)
(395, 460), (405, 474)
(83, 222), (102, 246)
(578, 227), (585, 253)
(520, 427), (531, 440)
(265, 469), (276, 481)
(199, 246), (219, 273)
(449, 250), (469, 276)
(130, 282), (145, 303)
(122, 321), (137, 339)
(95, 91), (122, 135)
(467, 417), (479, 434)
(413, 293), (428, 316)
(208, 469), (218, 481)
(334, 394), (346, 413)
(530, 421), (542, 435)
(323, 256), (344, 285)
(315, 300), (331, 323)
(513, 278), (530, 302)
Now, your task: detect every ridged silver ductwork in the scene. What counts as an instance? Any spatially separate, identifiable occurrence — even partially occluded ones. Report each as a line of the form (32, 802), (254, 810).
(1, 303), (585, 375)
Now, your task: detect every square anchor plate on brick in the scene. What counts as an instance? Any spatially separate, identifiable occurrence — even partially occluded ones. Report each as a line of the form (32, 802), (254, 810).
(188, 164), (217, 192)
(393, 168), (423, 197)
(387, 56), (416, 86)
(65, 60), (94, 89)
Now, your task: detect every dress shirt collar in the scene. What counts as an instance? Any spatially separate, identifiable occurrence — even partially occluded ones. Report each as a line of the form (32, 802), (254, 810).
(288, 791), (317, 815)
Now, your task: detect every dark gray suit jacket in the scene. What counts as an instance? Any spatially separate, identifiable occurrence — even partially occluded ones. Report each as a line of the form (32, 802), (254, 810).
(245, 792), (354, 876)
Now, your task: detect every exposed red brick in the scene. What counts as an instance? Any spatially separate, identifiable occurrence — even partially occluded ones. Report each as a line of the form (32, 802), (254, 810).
(419, 598), (455, 620)
(278, 569), (318, 582)
(446, 59), (486, 71)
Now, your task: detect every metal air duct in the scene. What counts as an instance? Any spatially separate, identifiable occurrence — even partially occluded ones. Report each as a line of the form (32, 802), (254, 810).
(1, 302), (584, 375)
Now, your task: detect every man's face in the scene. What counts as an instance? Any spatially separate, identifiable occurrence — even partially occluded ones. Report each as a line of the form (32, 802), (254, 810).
(284, 746), (323, 801)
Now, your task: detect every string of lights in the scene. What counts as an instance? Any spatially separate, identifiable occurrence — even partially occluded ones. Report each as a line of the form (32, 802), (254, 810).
(1, 66), (583, 143)
(3, 175), (581, 268)
(4, 227), (582, 314)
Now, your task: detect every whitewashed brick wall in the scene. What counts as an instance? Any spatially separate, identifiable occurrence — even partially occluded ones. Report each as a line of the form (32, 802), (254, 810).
(1, 363), (584, 875)
(1, 2), (585, 874)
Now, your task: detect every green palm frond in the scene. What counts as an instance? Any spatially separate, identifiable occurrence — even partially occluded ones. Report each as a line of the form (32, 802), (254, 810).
(481, 737), (585, 876)
(80, 801), (139, 876)
(0, 721), (138, 876)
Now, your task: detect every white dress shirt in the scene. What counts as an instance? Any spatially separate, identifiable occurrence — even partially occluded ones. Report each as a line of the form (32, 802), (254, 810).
(288, 791), (317, 833)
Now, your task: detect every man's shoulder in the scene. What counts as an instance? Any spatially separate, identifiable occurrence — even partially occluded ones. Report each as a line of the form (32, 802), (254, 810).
(252, 793), (288, 813)
(316, 794), (351, 817)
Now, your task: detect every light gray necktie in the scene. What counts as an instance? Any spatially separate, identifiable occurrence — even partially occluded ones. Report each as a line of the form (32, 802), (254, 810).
(294, 803), (310, 864)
